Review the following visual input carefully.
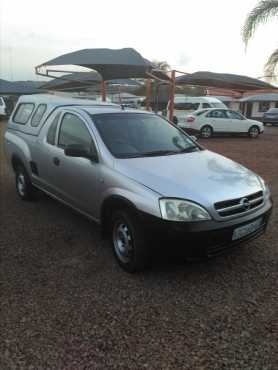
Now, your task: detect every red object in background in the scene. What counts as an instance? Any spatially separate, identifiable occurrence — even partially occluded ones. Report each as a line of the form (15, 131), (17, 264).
(186, 116), (195, 123)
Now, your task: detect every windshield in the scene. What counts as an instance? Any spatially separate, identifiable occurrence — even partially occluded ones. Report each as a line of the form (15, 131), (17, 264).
(91, 113), (199, 158)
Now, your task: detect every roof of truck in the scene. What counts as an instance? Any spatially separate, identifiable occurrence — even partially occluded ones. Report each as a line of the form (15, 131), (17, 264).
(17, 93), (120, 109)
(8, 94), (154, 137)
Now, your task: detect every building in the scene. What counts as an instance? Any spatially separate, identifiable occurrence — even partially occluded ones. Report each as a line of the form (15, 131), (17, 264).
(239, 93), (278, 120)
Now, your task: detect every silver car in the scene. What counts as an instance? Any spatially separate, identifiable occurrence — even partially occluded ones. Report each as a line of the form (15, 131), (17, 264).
(4, 95), (273, 272)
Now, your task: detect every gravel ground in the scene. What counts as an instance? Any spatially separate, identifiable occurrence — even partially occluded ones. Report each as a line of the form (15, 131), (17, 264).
(1, 121), (278, 370)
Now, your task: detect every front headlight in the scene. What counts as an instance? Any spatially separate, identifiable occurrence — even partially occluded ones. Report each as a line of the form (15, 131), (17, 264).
(159, 198), (211, 222)
(263, 183), (271, 198)
(258, 176), (271, 198)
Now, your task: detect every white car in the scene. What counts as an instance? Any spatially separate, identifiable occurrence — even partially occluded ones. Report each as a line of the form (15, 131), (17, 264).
(181, 108), (264, 139)
(167, 96), (226, 124)
(0, 96), (13, 119)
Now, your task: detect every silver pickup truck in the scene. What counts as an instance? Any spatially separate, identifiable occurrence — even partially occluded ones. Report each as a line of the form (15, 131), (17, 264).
(4, 94), (273, 272)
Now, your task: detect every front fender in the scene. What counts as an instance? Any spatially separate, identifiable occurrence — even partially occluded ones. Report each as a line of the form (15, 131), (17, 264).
(4, 130), (32, 174)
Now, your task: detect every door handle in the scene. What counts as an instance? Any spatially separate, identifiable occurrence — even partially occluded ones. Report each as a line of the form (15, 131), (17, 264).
(53, 157), (60, 166)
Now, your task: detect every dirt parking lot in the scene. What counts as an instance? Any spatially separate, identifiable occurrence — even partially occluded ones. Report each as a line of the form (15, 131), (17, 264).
(1, 121), (277, 370)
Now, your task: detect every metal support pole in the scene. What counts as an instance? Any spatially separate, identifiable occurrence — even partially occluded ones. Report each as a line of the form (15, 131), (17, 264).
(145, 78), (151, 111)
(169, 70), (176, 122)
(101, 80), (106, 102)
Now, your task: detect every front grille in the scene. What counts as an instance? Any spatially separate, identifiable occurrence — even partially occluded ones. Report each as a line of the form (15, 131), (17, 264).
(214, 191), (264, 217)
(207, 223), (265, 256)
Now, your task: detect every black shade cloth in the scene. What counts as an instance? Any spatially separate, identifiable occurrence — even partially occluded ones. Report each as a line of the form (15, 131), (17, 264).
(40, 72), (142, 91)
(37, 48), (169, 81)
(176, 71), (277, 91)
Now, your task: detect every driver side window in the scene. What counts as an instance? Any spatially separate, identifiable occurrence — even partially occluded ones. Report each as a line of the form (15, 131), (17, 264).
(227, 110), (242, 120)
(207, 110), (226, 119)
(47, 112), (61, 145)
(58, 113), (92, 150)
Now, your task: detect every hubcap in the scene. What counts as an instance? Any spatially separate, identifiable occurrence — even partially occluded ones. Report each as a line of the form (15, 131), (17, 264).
(17, 173), (26, 196)
(113, 222), (133, 263)
(202, 127), (211, 138)
(250, 127), (258, 137)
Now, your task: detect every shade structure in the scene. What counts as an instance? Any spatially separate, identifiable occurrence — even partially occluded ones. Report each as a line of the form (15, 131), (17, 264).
(40, 72), (142, 92)
(36, 48), (169, 81)
(176, 71), (277, 92)
(40, 72), (101, 91)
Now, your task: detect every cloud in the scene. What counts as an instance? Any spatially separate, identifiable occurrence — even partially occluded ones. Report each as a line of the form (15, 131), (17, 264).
(178, 52), (191, 67)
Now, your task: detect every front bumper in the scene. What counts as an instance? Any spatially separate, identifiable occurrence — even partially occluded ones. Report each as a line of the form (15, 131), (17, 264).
(139, 199), (272, 258)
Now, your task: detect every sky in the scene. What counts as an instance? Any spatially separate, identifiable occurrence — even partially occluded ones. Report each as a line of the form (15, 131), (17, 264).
(0, 0), (277, 81)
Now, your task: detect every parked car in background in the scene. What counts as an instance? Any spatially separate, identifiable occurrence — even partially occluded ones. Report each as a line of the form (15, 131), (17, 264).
(181, 108), (264, 138)
(4, 95), (272, 272)
(262, 108), (278, 126)
(167, 96), (226, 124)
(0, 96), (14, 119)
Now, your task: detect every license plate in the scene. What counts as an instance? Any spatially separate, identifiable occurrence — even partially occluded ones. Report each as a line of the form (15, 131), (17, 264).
(232, 218), (262, 241)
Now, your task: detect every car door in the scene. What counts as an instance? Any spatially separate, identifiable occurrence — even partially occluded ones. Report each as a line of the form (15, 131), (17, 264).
(37, 110), (101, 219)
(225, 110), (247, 133)
(205, 109), (229, 132)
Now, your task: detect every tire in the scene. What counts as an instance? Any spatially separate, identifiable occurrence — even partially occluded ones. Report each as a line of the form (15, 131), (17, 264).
(200, 125), (213, 138)
(248, 125), (260, 139)
(110, 209), (150, 272)
(15, 165), (35, 201)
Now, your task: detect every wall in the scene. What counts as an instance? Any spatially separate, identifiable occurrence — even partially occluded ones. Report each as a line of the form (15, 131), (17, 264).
(229, 101), (240, 111)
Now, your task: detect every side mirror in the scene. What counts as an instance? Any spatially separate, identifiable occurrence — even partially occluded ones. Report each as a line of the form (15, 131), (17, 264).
(64, 144), (98, 162)
(190, 135), (198, 142)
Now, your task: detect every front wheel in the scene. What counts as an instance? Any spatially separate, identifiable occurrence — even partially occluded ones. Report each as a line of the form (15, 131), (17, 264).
(15, 165), (35, 200)
(200, 125), (213, 138)
(248, 125), (260, 138)
(110, 209), (150, 272)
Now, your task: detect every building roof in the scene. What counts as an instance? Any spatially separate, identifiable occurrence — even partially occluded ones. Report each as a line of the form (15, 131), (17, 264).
(239, 93), (278, 102)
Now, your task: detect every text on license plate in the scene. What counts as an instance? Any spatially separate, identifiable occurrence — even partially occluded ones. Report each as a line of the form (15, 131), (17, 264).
(232, 218), (263, 241)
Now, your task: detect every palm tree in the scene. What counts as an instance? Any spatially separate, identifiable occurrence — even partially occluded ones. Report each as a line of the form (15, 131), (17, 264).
(242, 0), (278, 80)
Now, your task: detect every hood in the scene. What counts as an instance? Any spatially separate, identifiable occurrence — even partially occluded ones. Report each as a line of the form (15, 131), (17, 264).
(115, 150), (262, 207)
(249, 119), (263, 126)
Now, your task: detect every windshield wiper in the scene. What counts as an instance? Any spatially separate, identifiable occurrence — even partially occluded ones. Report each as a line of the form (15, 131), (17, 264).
(118, 147), (198, 158)
(178, 146), (199, 153)
(140, 150), (180, 157)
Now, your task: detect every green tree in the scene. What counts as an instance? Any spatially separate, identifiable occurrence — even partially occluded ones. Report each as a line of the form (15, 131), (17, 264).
(152, 60), (171, 71)
(242, 0), (278, 80)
